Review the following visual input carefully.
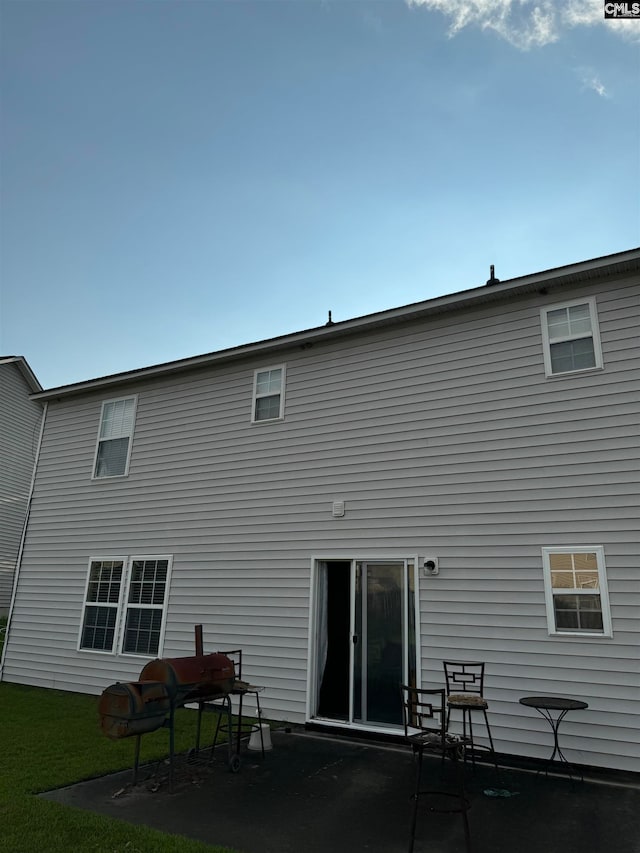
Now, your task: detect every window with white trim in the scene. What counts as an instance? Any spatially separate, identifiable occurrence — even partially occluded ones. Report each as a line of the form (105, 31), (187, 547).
(93, 396), (137, 478)
(79, 559), (124, 652)
(540, 297), (603, 377)
(122, 558), (169, 655)
(79, 556), (172, 655)
(252, 365), (285, 422)
(541, 546), (612, 637)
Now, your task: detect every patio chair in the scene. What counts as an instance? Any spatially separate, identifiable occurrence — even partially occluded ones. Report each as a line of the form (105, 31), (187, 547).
(443, 660), (498, 774)
(401, 684), (471, 853)
(213, 649), (267, 758)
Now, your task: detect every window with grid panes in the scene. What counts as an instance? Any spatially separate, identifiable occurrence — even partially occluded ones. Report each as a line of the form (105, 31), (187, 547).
(252, 366), (285, 422)
(93, 397), (137, 478)
(541, 547), (612, 636)
(122, 559), (169, 655)
(78, 556), (171, 655)
(540, 298), (603, 377)
(79, 560), (124, 651)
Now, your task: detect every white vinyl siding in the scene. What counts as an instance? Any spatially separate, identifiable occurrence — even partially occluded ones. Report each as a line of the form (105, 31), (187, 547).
(0, 364), (43, 613)
(93, 397), (137, 478)
(3, 266), (639, 772)
(78, 556), (171, 656)
(252, 366), (285, 422)
(541, 546), (612, 637)
(541, 297), (603, 377)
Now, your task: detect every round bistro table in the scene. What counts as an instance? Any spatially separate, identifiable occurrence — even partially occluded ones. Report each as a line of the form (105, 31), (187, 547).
(519, 696), (588, 780)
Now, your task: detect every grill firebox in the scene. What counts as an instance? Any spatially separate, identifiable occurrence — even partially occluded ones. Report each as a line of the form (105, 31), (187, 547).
(98, 680), (171, 740)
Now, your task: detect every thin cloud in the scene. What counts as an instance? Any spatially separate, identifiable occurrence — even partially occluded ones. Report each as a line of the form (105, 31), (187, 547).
(406, 0), (640, 49)
(580, 71), (610, 98)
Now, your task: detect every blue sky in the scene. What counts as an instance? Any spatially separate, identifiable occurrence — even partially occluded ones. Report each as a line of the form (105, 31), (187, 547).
(1, 0), (638, 389)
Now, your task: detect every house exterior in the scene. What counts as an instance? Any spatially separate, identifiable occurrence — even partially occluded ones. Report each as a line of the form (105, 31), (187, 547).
(0, 357), (43, 616)
(1, 249), (638, 773)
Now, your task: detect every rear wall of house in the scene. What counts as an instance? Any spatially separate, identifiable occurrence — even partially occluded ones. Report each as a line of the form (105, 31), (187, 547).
(2, 271), (639, 772)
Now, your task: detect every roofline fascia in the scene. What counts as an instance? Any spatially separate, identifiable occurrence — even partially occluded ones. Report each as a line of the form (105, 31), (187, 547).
(0, 356), (43, 394)
(31, 247), (640, 402)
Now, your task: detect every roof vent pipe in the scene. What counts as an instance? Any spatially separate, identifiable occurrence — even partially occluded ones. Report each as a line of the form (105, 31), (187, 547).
(486, 265), (500, 286)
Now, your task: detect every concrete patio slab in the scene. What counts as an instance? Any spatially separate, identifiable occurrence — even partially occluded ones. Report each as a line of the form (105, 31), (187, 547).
(41, 729), (640, 853)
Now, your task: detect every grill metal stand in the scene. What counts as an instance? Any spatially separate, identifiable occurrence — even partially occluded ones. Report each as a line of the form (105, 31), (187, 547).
(99, 625), (247, 791)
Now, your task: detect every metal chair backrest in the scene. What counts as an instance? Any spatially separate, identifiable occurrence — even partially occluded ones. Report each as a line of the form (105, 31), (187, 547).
(401, 684), (447, 740)
(443, 661), (485, 697)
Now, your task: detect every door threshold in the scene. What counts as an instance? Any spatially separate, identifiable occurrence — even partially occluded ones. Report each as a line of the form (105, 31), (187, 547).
(306, 718), (404, 745)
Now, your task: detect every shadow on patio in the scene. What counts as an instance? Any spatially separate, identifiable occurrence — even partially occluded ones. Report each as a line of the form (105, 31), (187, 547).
(42, 728), (640, 853)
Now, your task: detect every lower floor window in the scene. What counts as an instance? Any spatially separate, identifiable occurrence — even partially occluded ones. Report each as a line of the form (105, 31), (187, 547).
(79, 555), (172, 656)
(541, 546), (612, 637)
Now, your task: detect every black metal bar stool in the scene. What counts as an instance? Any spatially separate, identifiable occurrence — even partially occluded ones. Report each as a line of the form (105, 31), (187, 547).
(443, 660), (499, 775)
(401, 684), (471, 853)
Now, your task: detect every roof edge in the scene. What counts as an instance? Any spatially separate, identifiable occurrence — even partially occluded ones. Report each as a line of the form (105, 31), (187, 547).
(0, 356), (43, 394)
(31, 247), (640, 402)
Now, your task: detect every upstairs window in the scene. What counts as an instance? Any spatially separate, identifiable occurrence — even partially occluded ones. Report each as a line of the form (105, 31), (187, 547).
(541, 546), (612, 637)
(252, 365), (285, 422)
(79, 555), (172, 656)
(540, 298), (603, 377)
(93, 396), (137, 478)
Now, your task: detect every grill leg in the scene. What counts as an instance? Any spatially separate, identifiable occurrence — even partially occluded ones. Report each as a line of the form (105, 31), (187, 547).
(236, 692), (244, 754)
(255, 692), (265, 758)
(211, 705), (222, 760)
(133, 734), (141, 785)
(168, 703), (175, 793)
(227, 696), (234, 767)
(195, 701), (204, 754)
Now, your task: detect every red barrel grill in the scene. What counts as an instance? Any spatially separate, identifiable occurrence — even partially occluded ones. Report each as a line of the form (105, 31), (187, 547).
(97, 632), (243, 785)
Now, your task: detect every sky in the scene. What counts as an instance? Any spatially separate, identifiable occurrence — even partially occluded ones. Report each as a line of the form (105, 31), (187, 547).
(1, 0), (639, 390)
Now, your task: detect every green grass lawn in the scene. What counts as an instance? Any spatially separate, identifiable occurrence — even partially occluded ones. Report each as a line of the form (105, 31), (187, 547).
(0, 681), (239, 853)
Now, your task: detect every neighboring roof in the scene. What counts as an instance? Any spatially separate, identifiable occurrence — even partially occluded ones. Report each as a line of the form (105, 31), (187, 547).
(0, 356), (43, 394)
(31, 247), (640, 402)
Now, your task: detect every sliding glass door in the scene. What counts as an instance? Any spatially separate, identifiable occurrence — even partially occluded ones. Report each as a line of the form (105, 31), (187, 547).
(313, 559), (417, 729)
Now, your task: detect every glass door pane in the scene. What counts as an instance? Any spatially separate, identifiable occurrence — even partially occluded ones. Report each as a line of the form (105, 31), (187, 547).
(354, 562), (404, 726)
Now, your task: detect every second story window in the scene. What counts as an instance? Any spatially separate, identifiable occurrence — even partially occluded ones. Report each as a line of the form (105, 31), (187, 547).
(93, 396), (137, 478)
(252, 366), (285, 422)
(540, 297), (603, 377)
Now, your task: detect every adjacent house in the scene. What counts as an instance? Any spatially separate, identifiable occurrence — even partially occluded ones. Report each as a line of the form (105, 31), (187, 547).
(0, 357), (43, 616)
(1, 249), (638, 773)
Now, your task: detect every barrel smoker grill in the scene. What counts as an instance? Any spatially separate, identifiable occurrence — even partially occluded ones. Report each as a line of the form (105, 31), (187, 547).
(98, 649), (240, 785)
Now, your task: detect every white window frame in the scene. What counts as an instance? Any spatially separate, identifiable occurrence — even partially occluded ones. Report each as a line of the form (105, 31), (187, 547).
(77, 557), (127, 654)
(541, 546), (612, 638)
(540, 297), (603, 378)
(92, 395), (138, 479)
(78, 554), (173, 657)
(251, 364), (286, 423)
(306, 553), (422, 732)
